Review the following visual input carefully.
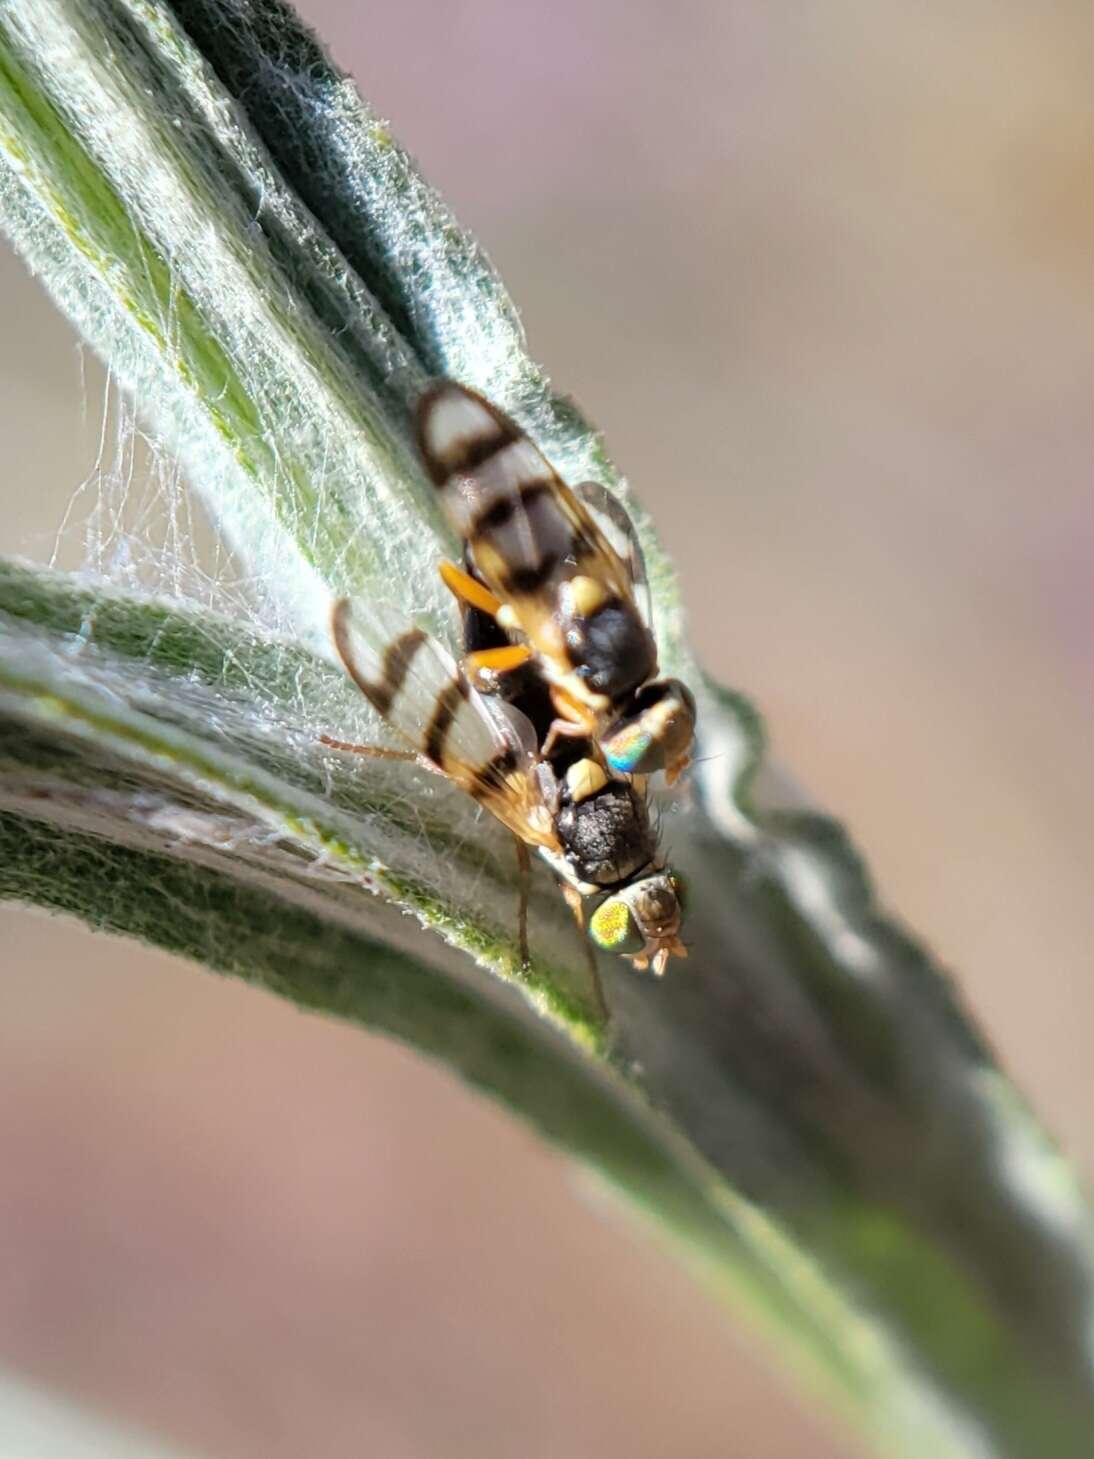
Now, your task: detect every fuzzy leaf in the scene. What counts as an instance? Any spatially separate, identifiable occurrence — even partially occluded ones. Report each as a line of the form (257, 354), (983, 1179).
(1, 4), (1094, 1458)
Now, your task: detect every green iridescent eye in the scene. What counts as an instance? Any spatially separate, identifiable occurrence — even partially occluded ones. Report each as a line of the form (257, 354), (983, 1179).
(603, 719), (654, 775)
(588, 895), (644, 955)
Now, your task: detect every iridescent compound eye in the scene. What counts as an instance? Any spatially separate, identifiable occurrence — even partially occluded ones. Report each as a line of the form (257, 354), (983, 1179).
(602, 679), (696, 777)
(588, 895), (645, 956)
(588, 873), (685, 965)
(600, 715), (653, 776)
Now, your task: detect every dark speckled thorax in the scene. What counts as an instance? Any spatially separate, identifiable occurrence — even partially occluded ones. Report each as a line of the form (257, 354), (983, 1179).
(553, 771), (654, 890)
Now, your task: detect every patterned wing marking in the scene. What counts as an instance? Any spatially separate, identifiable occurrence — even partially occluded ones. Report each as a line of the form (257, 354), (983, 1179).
(330, 598), (558, 849)
(573, 480), (653, 632)
(417, 381), (638, 618)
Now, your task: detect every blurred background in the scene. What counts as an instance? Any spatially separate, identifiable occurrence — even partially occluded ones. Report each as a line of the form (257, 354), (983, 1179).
(3, 1), (1094, 1455)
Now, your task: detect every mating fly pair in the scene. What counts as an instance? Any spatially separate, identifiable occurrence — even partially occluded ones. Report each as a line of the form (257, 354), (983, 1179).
(327, 382), (693, 975)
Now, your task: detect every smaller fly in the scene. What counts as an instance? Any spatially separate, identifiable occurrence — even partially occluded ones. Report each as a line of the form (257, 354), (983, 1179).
(327, 597), (687, 975)
(416, 381), (696, 784)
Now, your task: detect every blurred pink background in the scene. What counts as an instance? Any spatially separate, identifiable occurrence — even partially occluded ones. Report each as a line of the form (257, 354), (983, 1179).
(4, 2), (1094, 1454)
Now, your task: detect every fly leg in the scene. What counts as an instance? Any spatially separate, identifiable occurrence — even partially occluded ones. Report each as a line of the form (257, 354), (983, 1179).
(439, 559), (504, 619)
(465, 644), (534, 679)
(318, 738), (445, 777)
(541, 686), (598, 759)
(560, 883), (610, 1029)
(560, 881), (585, 928)
(514, 835), (531, 971)
(319, 739), (418, 759)
(541, 717), (596, 758)
(440, 560), (533, 689)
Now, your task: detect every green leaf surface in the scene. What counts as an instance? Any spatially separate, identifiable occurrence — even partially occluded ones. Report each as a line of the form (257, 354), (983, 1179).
(1, 3), (1093, 1456)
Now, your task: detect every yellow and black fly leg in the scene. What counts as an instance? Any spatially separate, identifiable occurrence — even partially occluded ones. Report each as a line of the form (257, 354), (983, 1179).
(514, 834), (532, 971)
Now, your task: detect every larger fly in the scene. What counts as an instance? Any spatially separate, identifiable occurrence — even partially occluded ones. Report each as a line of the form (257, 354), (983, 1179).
(327, 598), (687, 975)
(417, 381), (696, 785)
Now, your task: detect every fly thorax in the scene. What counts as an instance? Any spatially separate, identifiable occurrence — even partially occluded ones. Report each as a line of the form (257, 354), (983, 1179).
(558, 585), (657, 702)
(554, 774), (653, 888)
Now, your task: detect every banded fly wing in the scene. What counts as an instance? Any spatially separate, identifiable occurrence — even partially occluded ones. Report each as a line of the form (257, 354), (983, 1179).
(330, 598), (558, 850)
(572, 480), (653, 632)
(416, 381), (636, 614)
